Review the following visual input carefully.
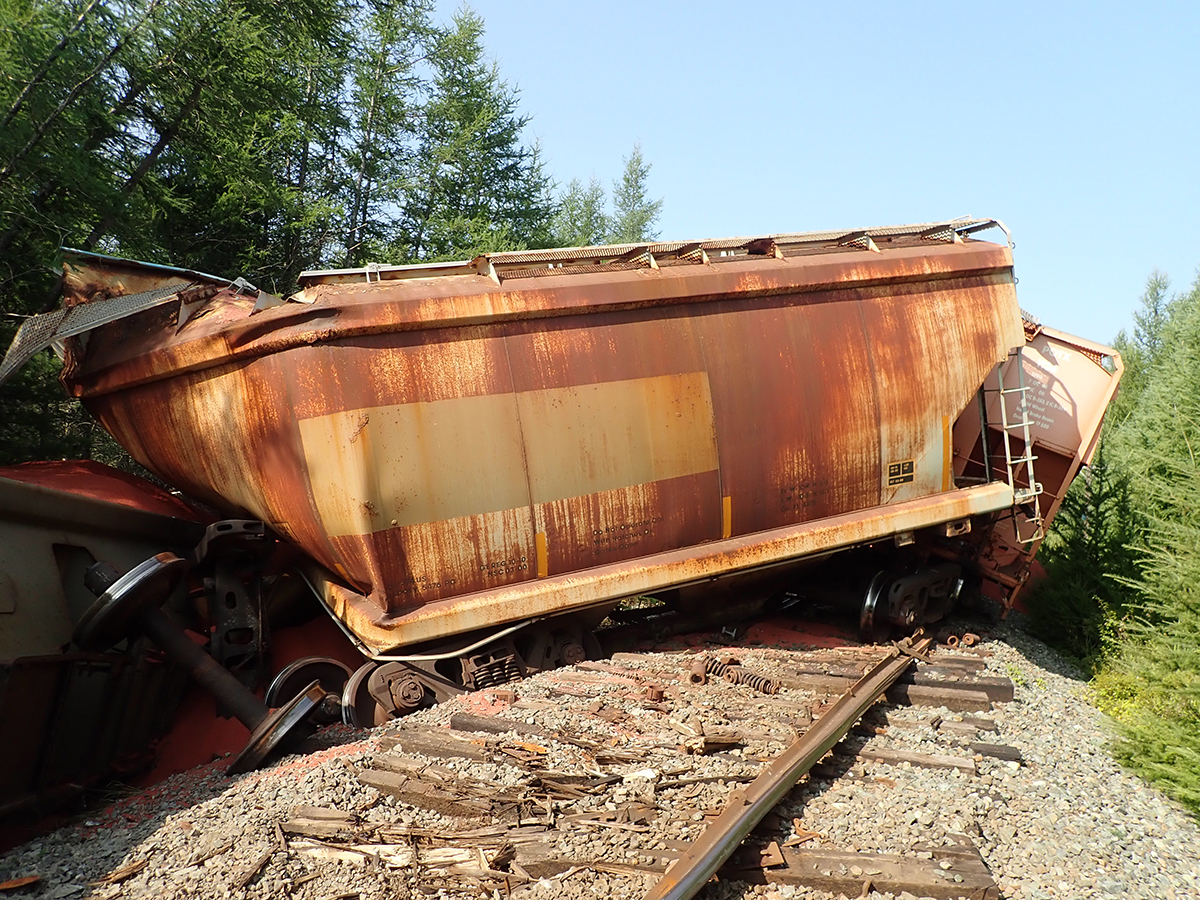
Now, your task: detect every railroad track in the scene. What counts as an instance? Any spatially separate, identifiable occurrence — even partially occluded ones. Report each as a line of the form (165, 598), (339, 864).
(8, 615), (1197, 900)
(1, 614), (1017, 899)
(280, 624), (1011, 899)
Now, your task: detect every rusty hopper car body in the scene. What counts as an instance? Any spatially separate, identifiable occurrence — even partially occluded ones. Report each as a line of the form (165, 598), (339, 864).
(1, 219), (1118, 662)
(0, 218), (1124, 803)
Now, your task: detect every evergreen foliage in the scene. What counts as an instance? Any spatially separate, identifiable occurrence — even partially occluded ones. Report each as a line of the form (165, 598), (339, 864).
(1107, 271), (1176, 427)
(0, 2), (670, 465)
(1033, 270), (1200, 814)
(1098, 447), (1200, 814)
(397, 8), (554, 261)
(1024, 444), (1138, 666)
(0, 0), (580, 465)
(608, 142), (662, 244)
(551, 177), (608, 247)
(340, 1), (428, 266)
(547, 144), (664, 249)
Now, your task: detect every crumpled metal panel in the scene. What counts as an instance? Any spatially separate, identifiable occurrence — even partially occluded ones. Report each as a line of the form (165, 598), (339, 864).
(952, 325), (1123, 606)
(56, 231), (1025, 651)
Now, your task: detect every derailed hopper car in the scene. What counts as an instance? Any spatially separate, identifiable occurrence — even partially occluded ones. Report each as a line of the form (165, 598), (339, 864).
(0, 218), (1120, 728)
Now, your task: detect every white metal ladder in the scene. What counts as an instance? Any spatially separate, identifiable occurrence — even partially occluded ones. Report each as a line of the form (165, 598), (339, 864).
(992, 346), (1044, 543)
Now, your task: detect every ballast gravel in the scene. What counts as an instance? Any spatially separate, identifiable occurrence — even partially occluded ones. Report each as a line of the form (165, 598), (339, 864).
(2, 618), (1198, 900)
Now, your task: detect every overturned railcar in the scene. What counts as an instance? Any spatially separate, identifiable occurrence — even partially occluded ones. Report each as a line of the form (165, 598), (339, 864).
(0, 219), (1120, 751)
(6, 220), (1119, 647)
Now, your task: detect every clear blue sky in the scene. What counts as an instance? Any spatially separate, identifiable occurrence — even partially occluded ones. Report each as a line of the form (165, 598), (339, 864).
(437, 1), (1200, 346)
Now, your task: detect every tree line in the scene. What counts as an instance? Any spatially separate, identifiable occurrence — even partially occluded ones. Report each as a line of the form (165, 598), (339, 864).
(1027, 270), (1200, 815)
(0, 0), (662, 464)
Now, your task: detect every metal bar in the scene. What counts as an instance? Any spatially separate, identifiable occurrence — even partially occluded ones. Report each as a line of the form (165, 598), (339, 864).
(62, 247), (227, 285)
(296, 218), (1001, 284)
(977, 386), (993, 483)
(643, 635), (933, 900)
(139, 607), (268, 731)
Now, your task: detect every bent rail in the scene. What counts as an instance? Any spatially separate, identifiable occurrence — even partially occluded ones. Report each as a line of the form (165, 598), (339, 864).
(645, 635), (935, 900)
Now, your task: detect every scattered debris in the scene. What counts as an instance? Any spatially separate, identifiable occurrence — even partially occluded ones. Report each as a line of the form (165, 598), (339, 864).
(14, 624), (1146, 900)
(90, 859), (147, 885)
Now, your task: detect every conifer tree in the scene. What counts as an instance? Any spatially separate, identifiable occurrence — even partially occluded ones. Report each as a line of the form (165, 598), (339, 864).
(608, 142), (661, 244)
(0, 0), (622, 464)
(1108, 271), (1175, 426)
(1025, 444), (1138, 664)
(1089, 274), (1200, 813)
(398, 8), (553, 261)
(552, 177), (609, 247)
(340, 1), (428, 266)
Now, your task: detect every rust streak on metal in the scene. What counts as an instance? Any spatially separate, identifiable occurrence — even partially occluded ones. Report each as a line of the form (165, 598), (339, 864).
(39, 223), (1075, 654)
(314, 482), (1010, 654)
(64, 242), (1016, 398)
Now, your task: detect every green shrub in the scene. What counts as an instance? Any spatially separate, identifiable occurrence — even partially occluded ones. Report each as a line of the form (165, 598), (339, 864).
(1025, 444), (1138, 669)
(1095, 280), (1200, 814)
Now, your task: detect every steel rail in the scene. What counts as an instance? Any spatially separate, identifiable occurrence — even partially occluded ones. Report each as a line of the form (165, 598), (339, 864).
(644, 635), (934, 900)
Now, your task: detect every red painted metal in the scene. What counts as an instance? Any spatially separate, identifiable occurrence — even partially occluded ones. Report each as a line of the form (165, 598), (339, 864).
(0, 460), (209, 521)
(952, 323), (1124, 607)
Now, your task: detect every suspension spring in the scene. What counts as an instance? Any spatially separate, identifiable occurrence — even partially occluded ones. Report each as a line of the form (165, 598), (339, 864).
(721, 666), (781, 695)
(688, 655), (744, 686)
(704, 655), (740, 677)
(471, 656), (522, 689)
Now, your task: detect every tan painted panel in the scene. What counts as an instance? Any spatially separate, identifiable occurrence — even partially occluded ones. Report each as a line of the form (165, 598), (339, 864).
(1001, 332), (1114, 457)
(299, 393), (530, 538)
(300, 372), (719, 540)
(518, 372), (719, 505)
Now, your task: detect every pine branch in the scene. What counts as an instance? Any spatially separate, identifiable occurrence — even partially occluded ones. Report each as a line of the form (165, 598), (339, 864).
(81, 77), (203, 250)
(0, 0), (163, 187)
(0, 0), (104, 133)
